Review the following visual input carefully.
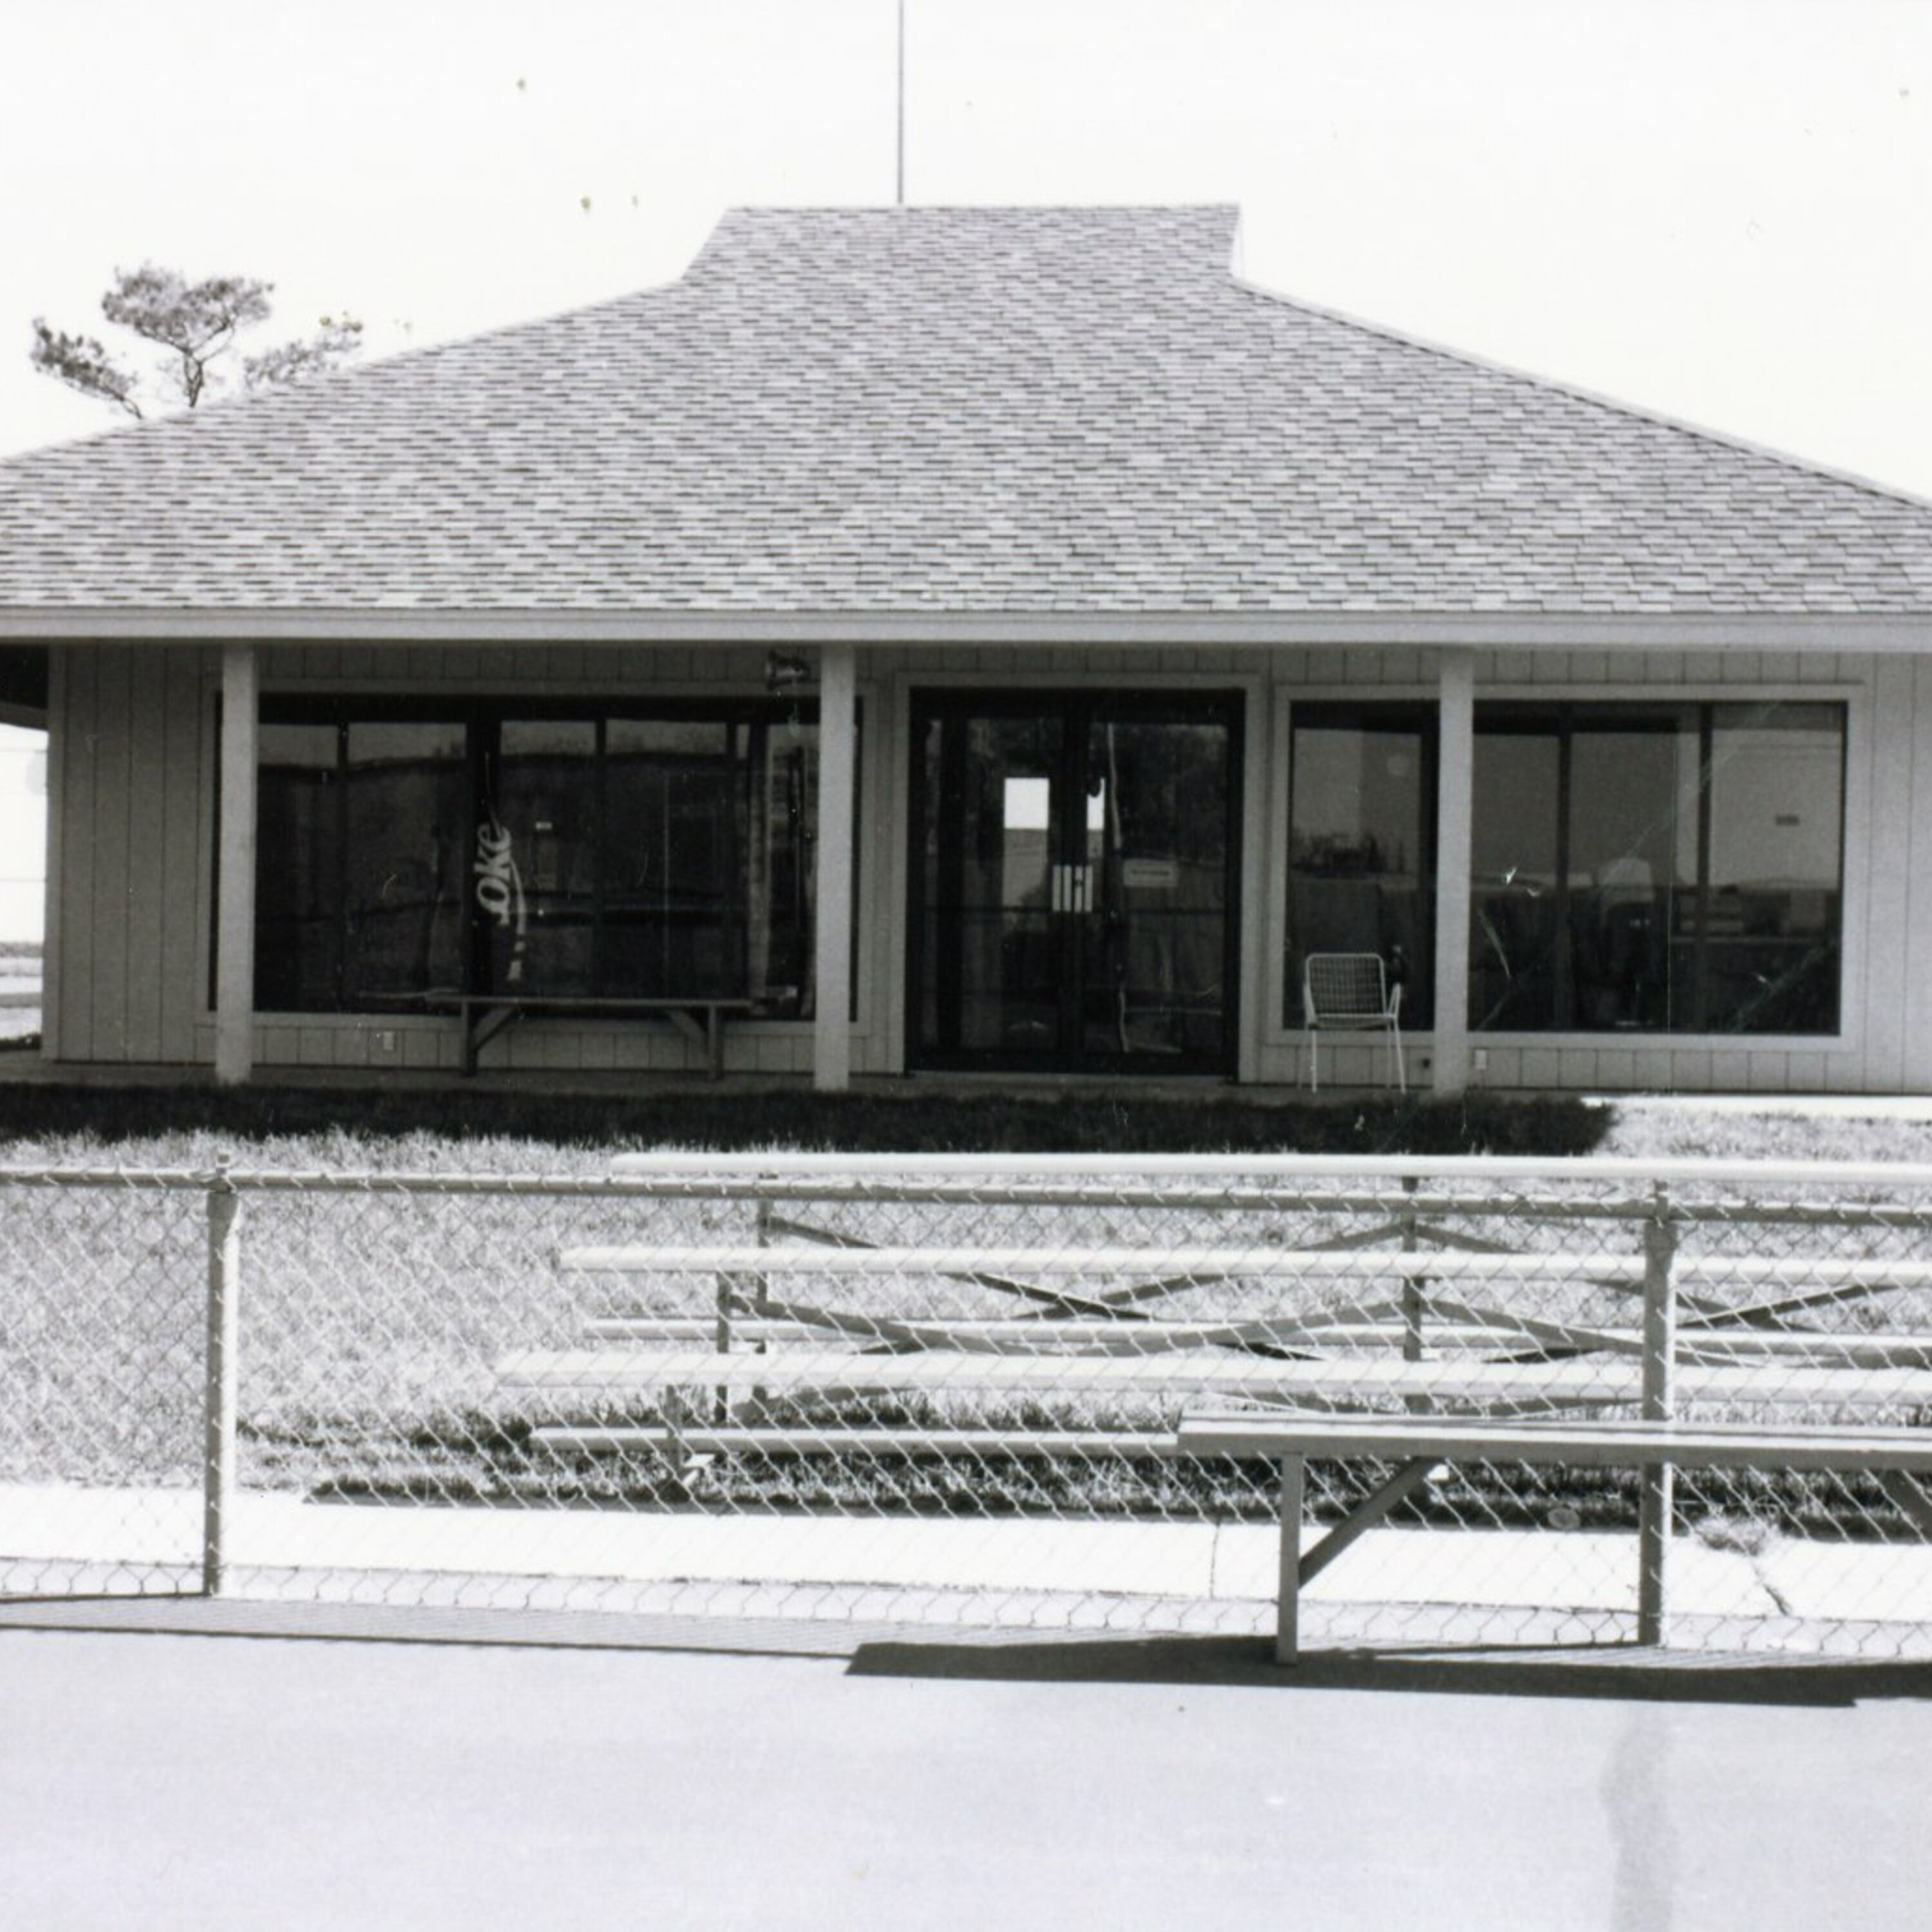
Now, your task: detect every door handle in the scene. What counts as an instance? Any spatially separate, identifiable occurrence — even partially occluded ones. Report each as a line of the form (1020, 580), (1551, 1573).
(1052, 864), (1093, 913)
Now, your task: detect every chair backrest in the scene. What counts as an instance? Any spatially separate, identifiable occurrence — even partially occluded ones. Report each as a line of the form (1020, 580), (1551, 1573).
(1303, 952), (1392, 1024)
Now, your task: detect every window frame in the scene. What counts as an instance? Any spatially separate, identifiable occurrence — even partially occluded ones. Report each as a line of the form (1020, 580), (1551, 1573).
(1283, 700), (1439, 1031)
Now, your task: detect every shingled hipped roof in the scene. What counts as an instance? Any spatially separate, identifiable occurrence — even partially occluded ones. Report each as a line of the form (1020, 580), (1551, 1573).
(1, 204), (1929, 618)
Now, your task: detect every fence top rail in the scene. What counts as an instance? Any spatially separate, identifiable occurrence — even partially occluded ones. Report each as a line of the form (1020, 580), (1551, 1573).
(6, 1150), (1932, 1198)
(610, 1151), (1932, 1189)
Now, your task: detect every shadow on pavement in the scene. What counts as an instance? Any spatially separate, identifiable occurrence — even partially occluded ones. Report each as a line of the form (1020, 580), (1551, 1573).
(846, 1633), (1932, 1706)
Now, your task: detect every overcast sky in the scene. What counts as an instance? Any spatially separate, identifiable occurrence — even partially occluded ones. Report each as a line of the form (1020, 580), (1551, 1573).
(2, 0), (1928, 498)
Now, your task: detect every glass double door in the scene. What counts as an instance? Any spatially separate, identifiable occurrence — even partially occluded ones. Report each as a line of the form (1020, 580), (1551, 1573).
(909, 690), (1240, 1074)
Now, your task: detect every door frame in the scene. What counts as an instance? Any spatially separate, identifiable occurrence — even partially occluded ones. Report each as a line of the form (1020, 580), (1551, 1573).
(904, 685), (1245, 1077)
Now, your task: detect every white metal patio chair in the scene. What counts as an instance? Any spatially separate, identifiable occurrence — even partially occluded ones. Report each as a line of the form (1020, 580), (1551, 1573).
(1301, 952), (1404, 1092)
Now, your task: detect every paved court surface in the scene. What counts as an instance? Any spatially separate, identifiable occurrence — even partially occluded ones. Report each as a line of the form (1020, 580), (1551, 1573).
(4, 1613), (1930, 1930)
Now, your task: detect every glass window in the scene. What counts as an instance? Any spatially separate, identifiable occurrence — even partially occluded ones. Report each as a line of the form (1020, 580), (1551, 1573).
(256, 718), (468, 1011)
(603, 717), (741, 999)
(485, 720), (597, 995)
(1470, 702), (1844, 1035)
(344, 722), (469, 1002)
(1470, 726), (1560, 1028)
(254, 701), (837, 1018)
(1698, 703), (1844, 1032)
(750, 716), (820, 1017)
(256, 723), (346, 1010)
(1287, 706), (1434, 1027)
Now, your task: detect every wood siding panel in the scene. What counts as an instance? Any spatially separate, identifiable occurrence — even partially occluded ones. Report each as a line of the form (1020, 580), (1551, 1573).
(86, 648), (134, 1058)
(57, 647), (101, 1058)
(41, 649), (69, 1059)
(122, 648), (169, 1059)
(159, 650), (210, 1060)
(53, 646), (212, 1066)
(87, 647), (133, 1059)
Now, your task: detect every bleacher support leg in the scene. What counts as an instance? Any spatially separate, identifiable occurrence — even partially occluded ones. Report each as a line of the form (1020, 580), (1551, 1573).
(1276, 1454), (1306, 1665)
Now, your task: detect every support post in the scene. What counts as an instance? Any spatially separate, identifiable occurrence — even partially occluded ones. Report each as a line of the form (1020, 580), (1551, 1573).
(1276, 1453), (1306, 1665)
(1431, 648), (1475, 1096)
(813, 643), (857, 1092)
(752, 1195), (773, 1406)
(202, 1161), (242, 1596)
(1636, 1184), (1678, 1645)
(214, 643), (259, 1085)
(1400, 1175), (1425, 1364)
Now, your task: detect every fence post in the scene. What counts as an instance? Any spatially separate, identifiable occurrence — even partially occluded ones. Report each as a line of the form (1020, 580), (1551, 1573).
(203, 1157), (242, 1598)
(752, 1193), (773, 1408)
(1636, 1181), (1678, 1645)
(1399, 1175), (1425, 1363)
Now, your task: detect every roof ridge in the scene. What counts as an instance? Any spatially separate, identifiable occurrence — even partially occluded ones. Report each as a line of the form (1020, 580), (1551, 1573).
(1229, 261), (1932, 516)
(715, 201), (1239, 213)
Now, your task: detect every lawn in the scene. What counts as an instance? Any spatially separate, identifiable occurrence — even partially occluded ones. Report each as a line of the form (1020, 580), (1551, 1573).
(0, 1080), (1609, 1169)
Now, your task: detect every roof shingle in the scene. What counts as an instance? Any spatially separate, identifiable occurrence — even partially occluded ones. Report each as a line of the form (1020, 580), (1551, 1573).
(1, 204), (1927, 618)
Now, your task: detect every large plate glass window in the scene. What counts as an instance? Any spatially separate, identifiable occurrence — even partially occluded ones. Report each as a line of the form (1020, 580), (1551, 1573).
(1470, 701), (1844, 1034)
(255, 716), (469, 1011)
(254, 700), (832, 1017)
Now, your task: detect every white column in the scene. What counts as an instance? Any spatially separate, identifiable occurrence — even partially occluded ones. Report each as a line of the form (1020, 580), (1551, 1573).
(813, 642), (857, 1092)
(1432, 648), (1475, 1096)
(214, 643), (258, 1085)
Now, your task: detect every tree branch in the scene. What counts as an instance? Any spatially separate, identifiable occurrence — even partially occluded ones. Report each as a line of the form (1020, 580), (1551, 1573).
(28, 319), (143, 418)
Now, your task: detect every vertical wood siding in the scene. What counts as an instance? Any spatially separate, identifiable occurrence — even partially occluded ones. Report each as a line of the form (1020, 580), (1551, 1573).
(52, 643), (209, 1063)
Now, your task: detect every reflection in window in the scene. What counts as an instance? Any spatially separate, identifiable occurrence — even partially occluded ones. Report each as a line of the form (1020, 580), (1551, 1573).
(255, 703), (833, 1017)
(1286, 706), (1434, 1027)
(1702, 705), (1844, 1032)
(488, 720), (596, 994)
(1470, 703), (1843, 1034)
(256, 719), (468, 1010)
(256, 723), (346, 1011)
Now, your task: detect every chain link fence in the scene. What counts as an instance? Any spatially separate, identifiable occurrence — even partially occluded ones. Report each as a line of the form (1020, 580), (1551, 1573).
(3, 1153), (1931, 1653)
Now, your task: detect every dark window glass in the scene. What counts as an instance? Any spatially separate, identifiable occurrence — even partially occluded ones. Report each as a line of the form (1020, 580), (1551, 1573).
(603, 718), (741, 999)
(1092, 716), (1231, 1060)
(751, 719), (820, 1018)
(343, 723), (468, 1002)
(1470, 726), (1560, 1028)
(1287, 706), (1434, 1027)
(484, 720), (596, 995)
(256, 723), (345, 1010)
(254, 701), (835, 1016)
(1696, 703), (1844, 1033)
(1470, 702), (1844, 1035)
(1567, 722), (1692, 1029)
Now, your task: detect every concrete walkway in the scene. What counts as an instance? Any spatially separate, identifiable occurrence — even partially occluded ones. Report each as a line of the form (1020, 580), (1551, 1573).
(2, 1619), (1929, 1931)
(6, 1480), (1928, 1654)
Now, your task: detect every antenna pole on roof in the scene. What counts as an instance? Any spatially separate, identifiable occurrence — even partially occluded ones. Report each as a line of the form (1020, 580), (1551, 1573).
(896, 0), (906, 207)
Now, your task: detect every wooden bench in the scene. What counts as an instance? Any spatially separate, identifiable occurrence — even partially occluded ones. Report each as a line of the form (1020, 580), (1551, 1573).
(373, 992), (755, 1076)
(1175, 1410), (1932, 1663)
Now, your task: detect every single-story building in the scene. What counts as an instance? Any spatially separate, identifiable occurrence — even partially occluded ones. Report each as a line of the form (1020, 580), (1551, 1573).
(1, 204), (1929, 1094)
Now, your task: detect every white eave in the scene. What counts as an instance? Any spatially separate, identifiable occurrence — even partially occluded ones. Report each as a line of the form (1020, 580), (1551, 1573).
(0, 607), (1928, 652)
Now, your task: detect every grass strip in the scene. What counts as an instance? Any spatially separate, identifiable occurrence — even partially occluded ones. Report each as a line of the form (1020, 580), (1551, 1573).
(0, 1082), (1609, 1158)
